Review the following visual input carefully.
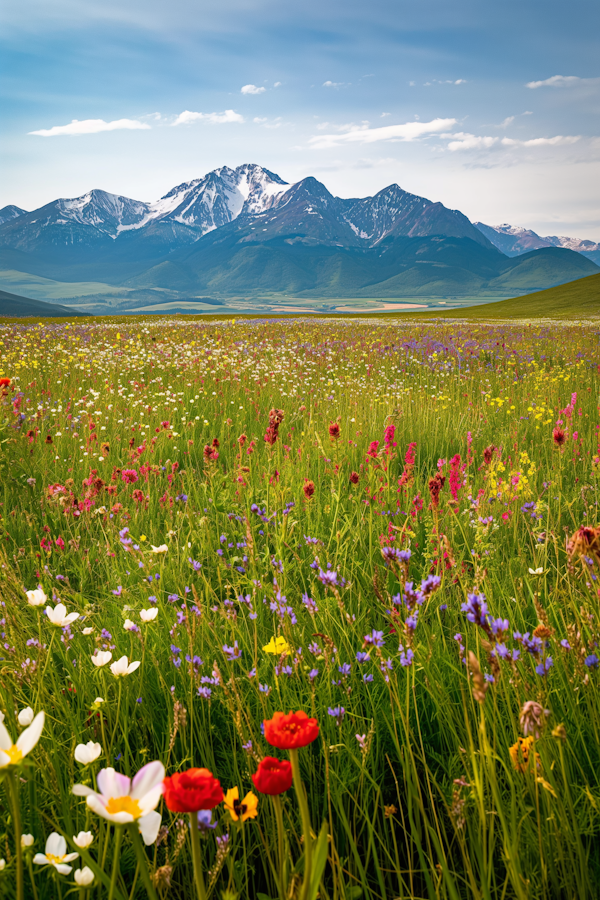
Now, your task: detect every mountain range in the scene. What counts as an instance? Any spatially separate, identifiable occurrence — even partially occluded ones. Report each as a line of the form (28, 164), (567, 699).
(474, 222), (600, 265)
(0, 164), (598, 313)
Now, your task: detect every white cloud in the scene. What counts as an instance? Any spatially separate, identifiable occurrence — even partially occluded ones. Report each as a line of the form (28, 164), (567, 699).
(454, 79), (467, 85)
(253, 117), (267, 123)
(274, 82), (281, 88)
(309, 117), (457, 148)
(444, 131), (581, 152)
(499, 116), (515, 128)
(323, 80), (347, 88)
(241, 84), (265, 95)
(171, 109), (243, 126)
(526, 75), (599, 89)
(501, 135), (580, 147)
(446, 132), (498, 151)
(28, 117), (150, 137)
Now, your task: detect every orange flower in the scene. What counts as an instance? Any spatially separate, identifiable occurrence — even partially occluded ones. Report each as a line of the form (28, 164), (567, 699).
(263, 711), (319, 750)
(509, 736), (540, 772)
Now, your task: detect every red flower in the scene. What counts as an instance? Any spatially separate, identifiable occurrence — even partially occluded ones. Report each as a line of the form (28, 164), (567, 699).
(252, 757), (293, 795)
(349, 471), (359, 484)
(163, 768), (223, 813)
(0, 378), (10, 388)
(264, 711), (319, 750)
(553, 427), (566, 447)
(328, 422), (340, 440)
(303, 480), (315, 500)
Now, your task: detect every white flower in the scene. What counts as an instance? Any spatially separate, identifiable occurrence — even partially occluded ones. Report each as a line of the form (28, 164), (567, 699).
(92, 697), (104, 708)
(0, 711), (3, 723)
(26, 588), (47, 607)
(123, 619), (136, 631)
(0, 859), (4, 871)
(150, 544), (168, 554)
(46, 603), (80, 628)
(74, 867), (94, 886)
(91, 651), (112, 668)
(72, 762), (164, 845)
(528, 567), (544, 575)
(0, 711), (45, 767)
(110, 656), (140, 678)
(73, 832), (94, 849)
(74, 742), (102, 765)
(21, 834), (34, 848)
(82, 627), (94, 635)
(140, 608), (158, 622)
(18, 707), (34, 727)
(33, 833), (78, 874)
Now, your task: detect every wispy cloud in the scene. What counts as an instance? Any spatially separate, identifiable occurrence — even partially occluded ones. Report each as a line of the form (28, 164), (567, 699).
(526, 75), (600, 89)
(171, 109), (243, 126)
(309, 117), (457, 148)
(501, 135), (580, 147)
(241, 84), (265, 95)
(29, 117), (150, 137)
(445, 132), (498, 151)
(322, 80), (348, 89)
(444, 131), (581, 151)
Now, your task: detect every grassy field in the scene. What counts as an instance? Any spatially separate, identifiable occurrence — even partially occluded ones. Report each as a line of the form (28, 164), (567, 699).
(0, 316), (599, 899)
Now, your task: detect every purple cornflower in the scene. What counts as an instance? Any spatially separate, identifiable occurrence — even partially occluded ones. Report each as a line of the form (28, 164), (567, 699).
(197, 810), (217, 831)
(461, 593), (488, 628)
(584, 653), (599, 669)
(302, 594), (319, 615)
(535, 657), (553, 677)
(328, 706), (346, 726)
(356, 651), (371, 663)
(222, 641), (242, 661)
(364, 629), (385, 648)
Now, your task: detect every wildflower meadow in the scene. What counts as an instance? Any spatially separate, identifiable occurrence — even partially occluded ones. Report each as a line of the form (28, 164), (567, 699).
(0, 315), (599, 900)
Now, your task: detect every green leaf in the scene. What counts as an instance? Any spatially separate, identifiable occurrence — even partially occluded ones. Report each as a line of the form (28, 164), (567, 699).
(306, 820), (329, 900)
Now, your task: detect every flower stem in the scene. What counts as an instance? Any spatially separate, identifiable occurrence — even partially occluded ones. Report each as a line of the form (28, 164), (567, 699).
(289, 749), (312, 900)
(189, 812), (208, 900)
(108, 826), (123, 900)
(6, 773), (24, 900)
(127, 824), (159, 900)
(271, 794), (286, 900)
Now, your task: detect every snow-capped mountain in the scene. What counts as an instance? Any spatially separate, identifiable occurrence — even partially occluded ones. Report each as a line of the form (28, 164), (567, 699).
(475, 221), (600, 261)
(0, 165), (290, 254)
(0, 205), (27, 226)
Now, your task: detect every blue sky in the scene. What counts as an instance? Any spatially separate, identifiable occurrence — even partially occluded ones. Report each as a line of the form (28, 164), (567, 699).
(2, 0), (599, 238)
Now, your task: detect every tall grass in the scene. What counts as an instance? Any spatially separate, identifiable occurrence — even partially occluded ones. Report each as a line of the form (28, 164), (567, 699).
(0, 316), (599, 899)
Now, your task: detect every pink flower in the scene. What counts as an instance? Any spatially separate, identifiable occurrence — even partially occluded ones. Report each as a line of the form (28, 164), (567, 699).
(121, 469), (138, 484)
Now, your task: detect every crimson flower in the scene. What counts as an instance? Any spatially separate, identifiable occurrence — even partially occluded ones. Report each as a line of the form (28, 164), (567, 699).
(252, 757), (293, 795)
(163, 768), (223, 813)
(263, 711), (319, 750)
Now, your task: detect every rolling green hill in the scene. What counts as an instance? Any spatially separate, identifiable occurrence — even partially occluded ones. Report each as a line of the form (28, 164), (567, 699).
(0, 289), (84, 317)
(437, 272), (600, 319)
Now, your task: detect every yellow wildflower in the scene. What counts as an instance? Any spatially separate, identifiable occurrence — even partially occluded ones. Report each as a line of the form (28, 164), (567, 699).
(262, 636), (290, 655)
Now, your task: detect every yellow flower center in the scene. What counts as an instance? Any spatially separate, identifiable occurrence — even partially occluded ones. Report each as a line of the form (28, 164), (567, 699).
(105, 796), (142, 818)
(46, 854), (65, 864)
(6, 745), (23, 765)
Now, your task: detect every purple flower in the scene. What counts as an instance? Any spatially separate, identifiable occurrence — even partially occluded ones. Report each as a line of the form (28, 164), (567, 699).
(584, 653), (599, 669)
(197, 810), (217, 831)
(338, 662), (352, 676)
(364, 629), (384, 648)
(363, 673), (374, 683)
(399, 647), (414, 667)
(356, 651), (371, 663)
(302, 594), (319, 615)
(222, 641), (242, 661)
(461, 593), (488, 627)
(535, 657), (553, 677)
(197, 686), (212, 699)
(308, 668), (319, 681)
(259, 683), (271, 695)
(328, 706), (345, 726)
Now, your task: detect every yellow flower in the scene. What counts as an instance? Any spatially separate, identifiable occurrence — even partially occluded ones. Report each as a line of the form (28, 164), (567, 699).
(509, 736), (539, 772)
(223, 787), (258, 822)
(262, 635), (290, 655)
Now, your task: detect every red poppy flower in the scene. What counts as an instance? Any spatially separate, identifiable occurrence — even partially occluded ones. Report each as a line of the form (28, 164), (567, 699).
(0, 378), (10, 388)
(263, 711), (319, 750)
(252, 757), (293, 795)
(163, 767), (223, 813)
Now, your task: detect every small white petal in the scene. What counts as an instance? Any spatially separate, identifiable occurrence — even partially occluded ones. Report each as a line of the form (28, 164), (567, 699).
(73, 831), (94, 849)
(18, 707), (34, 727)
(74, 866), (95, 886)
